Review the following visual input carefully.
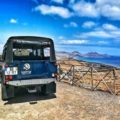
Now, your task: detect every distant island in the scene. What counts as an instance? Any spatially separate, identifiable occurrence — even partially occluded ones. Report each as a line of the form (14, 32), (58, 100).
(56, 51), (112, 60)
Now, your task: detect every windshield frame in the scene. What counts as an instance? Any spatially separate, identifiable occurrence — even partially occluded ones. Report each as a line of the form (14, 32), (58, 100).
(3, 36), (56, 63)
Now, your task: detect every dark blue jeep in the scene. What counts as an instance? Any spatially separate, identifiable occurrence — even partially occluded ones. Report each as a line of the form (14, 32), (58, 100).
(0, 36), (57, 101)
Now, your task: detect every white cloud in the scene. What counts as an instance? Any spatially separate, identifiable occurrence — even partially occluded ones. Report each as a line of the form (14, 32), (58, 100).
(100, 5), (120, 20)
(10, 18), (17, 24)
(76, 30), (112, 39)
(58, 36), (65, 39)
(96, 0), (120, 20)
(72, 1), (99, 17)
(82, 21), (96, 28)
(34, 4), (72, 18)
(70, 0), (120, 20)
(70, 22), (78, 27)
(64, 21), (78, 28)
(97, 41), (109, 45)
(51, 0), (64, 4)
(33, 0), (120, 20)
(61, 40), (88, 45)
(76, 23), (120, 40)
(96, 0), (120, 6)
(110, 31), (120, 38)
(102, 24), (118, 31)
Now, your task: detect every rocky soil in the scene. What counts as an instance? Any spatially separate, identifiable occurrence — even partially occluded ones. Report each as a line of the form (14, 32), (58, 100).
(0, 82), (120, 120)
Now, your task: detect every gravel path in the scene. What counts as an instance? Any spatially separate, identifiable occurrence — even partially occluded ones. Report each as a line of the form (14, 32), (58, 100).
(0, 82), (120, 120)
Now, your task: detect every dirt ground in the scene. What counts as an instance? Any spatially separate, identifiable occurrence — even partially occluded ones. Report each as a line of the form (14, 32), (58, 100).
(0, 82), (120, 120)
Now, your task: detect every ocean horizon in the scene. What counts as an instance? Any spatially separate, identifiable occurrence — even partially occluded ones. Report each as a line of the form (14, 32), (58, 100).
(75, 56), (120, 68)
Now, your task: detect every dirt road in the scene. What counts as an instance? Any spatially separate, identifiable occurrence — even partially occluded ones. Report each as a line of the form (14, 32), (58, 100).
(0, 82), (120, 120)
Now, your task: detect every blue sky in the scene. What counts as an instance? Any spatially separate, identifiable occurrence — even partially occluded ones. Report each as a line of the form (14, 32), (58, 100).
(0, 0), (120, 56)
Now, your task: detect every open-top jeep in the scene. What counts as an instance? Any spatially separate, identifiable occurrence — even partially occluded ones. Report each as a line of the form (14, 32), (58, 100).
(0, 36), (57, 101)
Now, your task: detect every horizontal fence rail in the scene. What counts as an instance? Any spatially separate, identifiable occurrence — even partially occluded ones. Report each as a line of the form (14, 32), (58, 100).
(57, 60), (120, 95)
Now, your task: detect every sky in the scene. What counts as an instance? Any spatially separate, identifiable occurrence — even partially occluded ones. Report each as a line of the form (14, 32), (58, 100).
(0, 0), (120, 56)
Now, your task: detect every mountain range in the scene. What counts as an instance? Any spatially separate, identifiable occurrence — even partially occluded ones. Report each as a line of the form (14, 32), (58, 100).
(56, 51), (111, 60)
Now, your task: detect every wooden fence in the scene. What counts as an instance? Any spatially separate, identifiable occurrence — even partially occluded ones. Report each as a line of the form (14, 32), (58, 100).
(57, 60), (120, 95)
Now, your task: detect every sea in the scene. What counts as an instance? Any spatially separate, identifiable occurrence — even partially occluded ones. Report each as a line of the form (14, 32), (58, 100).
(74, 56), (120, 68)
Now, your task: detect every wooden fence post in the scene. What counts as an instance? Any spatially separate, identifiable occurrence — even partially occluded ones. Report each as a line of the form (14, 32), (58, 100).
(57, 64), (61, 81)
(71, 65), (75, 85)
(90, 64), (94, 90)
(113, 68), (116, 94)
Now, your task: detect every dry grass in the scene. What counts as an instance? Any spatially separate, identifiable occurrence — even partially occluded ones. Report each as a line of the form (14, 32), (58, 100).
(0, 82), (120, 120)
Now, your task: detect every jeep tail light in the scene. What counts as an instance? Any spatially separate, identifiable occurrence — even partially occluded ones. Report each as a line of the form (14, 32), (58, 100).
(5, 76), (9, 81)
(52, 73), (57, 78)
(9, 75), (13, 80)
(5, 75), (13, 81)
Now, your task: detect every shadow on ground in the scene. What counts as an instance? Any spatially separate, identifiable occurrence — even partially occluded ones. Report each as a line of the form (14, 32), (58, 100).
(4, 90), (56, 105)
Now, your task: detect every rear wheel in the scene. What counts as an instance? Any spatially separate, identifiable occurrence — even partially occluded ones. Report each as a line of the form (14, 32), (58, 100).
(1, 84), (15, 101)
(1, 84), (8, 101)
(41, 82), (56, 95)
(41, 85), (47, 95)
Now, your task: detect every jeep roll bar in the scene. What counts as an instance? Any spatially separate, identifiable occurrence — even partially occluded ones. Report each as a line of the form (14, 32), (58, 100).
(2, 36), (56, 63)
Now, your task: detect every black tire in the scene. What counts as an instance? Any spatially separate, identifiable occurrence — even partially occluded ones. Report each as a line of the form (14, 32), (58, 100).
(2, 96), (9, 101)
(1, 84), (15, 101)
(41, 85), (47, 95)
(1, 84), (8, 101)
(41, 82), (56, 95)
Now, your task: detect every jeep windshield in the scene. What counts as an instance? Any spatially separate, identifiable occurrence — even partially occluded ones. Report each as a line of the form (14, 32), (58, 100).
(13, 47), (50, 61)
(3, 36), (56, 63)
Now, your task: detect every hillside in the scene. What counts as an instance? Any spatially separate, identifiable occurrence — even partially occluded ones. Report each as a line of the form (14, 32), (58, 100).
(56, 51), (111, 60)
